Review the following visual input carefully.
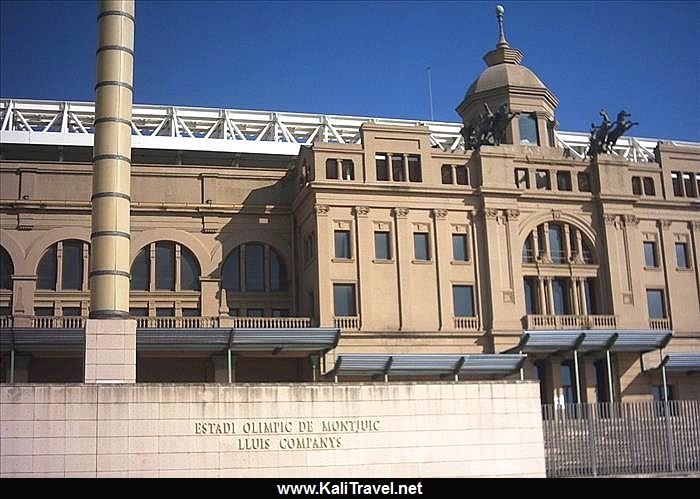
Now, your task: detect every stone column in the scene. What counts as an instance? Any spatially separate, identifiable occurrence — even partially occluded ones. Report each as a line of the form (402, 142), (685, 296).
(571, 277), (580, 315)
(393, 207), (411, 330)
(546, 278), (555, 315)
(353, 206), (371, 330)
(85, 0), (136, 383)
(432, 209), (450, 331)
(537, 277), (547, 315)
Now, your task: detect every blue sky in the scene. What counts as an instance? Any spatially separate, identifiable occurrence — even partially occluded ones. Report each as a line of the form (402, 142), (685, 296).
(1, 1), (698, 141)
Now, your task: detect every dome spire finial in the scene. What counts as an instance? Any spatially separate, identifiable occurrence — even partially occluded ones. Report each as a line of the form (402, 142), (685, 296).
(496, 5), (509, 48)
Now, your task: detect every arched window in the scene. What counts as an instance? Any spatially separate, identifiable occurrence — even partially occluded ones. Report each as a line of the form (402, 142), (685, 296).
(0, 246), (13, 290)
(221, 243), (287, 292)
(130, 241), (200, 291)
(36, 240), (88, 291)
(521, 221), (600, 317)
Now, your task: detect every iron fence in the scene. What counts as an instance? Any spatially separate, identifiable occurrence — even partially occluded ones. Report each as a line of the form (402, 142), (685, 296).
(542, 401), (700, 477)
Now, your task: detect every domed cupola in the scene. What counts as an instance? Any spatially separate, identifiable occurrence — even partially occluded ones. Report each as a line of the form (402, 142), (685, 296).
(456, 6), (559, 147)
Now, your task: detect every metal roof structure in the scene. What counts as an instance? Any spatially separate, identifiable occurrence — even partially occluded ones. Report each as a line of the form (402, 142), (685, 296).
(3, 99), (695, 162)
(503, 330), (673, 354)
(328, 353), (526, 380)
(1, 327), (340, 355)
(648, 353), (700, 374)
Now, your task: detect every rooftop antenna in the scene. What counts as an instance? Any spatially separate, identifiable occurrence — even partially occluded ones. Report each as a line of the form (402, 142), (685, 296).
(427, 66), (435, 121)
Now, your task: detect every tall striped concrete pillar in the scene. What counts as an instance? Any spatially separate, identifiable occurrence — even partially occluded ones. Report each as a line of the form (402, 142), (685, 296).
(85, 0), (136, 383)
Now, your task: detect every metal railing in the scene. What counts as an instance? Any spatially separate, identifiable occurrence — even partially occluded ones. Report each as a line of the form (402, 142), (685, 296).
(526, 314), (617, 330)
(334, 316), (360, 330)
(226, 316), (310, 329)
(135, 316), (220, 328)
(542, 401), (700, 477)
(650, 318), (671, 330)
(454, 317), (479, 330)
(0, 315), (12, 328)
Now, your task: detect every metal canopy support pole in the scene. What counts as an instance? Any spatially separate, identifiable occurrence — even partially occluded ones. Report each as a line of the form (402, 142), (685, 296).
(573, 349), (581, 404)
(661, 360), (676, 472)
(227, 347), (232, 384)
(606, 349), (614, 403)
(9, 346), (15, 383)
(519, 350), (524, 381)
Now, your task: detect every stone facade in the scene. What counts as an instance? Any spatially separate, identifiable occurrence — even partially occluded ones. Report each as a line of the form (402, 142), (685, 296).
(0, 382), (545, 477)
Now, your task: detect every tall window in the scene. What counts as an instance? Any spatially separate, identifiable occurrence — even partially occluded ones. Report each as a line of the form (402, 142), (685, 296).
(646, 289), (666, 319)
(643, 241), (658, 268)
(130, 241), (201, 292)
(683, 172), (697, 197)
(594, 360), (610, 403)
(342, 160), (355, 181)
(515, 168), (530, 189)
(375, 154), (389, 181)
(632, 176), (642, 195)
(552, 278), (570, 315)
(452, 234), (469, 261)
(221, 243), (287, 292)
(453, 285), (475, 317)
(675, 242), (689, 269)
(535, 170), (551, 190)
(408, 155), (422, 182)
(333, 284), (356, 317)
(0, 246), (13, 290)
(671, 172), (683, 196)
(519, 114), (538, 145)
(325, 158), (338, 179)
(391, 155), (404, 181)
(560, 361), (578, 404)
(643, 177), (655, 195)
(455, 166), (469, 185)
(36, 240), (88, 291)
(413, 233), (430, 261)
(577, 172), (591, 192)
(374, 231), (391, 260)
(334, 230), (351, 259)
(523, 278), (537, 314)
(441, 165), (453, 184)
(548, 224), (564, 263)
(584, 278), (597, 314)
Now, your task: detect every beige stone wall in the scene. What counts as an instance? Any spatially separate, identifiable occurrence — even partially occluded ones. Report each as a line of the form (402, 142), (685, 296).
(0, 381), (545, 478)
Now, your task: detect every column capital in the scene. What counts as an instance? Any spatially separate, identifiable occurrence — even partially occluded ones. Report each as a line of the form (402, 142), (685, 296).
(623, 214), (640, 227)
(353, 206), (370, 217)
(431, 208), (448, 219)
(505, 209), (520, 221)
(392, 207), (410, 219)
(691, 221), (700, 231)
(314, 204), (330, 216)
(657, 219), (672, 230)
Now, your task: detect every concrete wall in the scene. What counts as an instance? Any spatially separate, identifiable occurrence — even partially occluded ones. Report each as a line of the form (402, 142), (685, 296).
(0, 381), (545, 478)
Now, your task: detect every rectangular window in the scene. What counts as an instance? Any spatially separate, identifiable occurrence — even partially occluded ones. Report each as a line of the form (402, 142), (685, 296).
(594, 359), (610, 403)
(646, 289), (666, 318)
(584, 278), (598, 314)
(683, 172), (696, 197)
(391, 154), (405, 181)
(245, 244), (265, 291)
(325, 158), (338, 179)
(156, 307), (174, 317)
(452, 234), (469, 261)
(671, 172), (683, 196)
(453, 285), (475, 317)
(182, 308), (200, 317)
(632, 176), (642, 195)
(155, 242), (175, 291)
(441, 165), (453, 184)
(515, 168), (530, 189)
(341, 160), (355, 181)
(519, 113), (539, 145)
(560, 361), (578, 404)
(547, 121), (556, 147)
(129, 307), (148, 317)
(334, 230), (351, 259)
(228, 308), (240, 317)
(643, 177), (655, 195)
(413, 233), (430, 261)
(374, 231), (391, 260)
(245, 308), (264, 317)
(0, 307), (11, 316)
(548, 224), (564, 263)
(375, 154), (389, 181)
(408, 155), (422, 182)
(62, 307), (81, 317)
(552, 278), (570, 315)
(535, 170), (551, 190)
(696, 173), (700, 197)
(271, 309), (289, 317)
(577, 172), (591, 192)
(455, 165), (469, 185)
(333, 284), (356, 317)
(675, 242), (689, 269)
(34, 307), (54, 316)
(644, 241), (658, 268)
(556, 171), (572, 191)
(523, 278), (537, 315)
(61, 241), (83, 290)
(308, 291), (315, 319)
